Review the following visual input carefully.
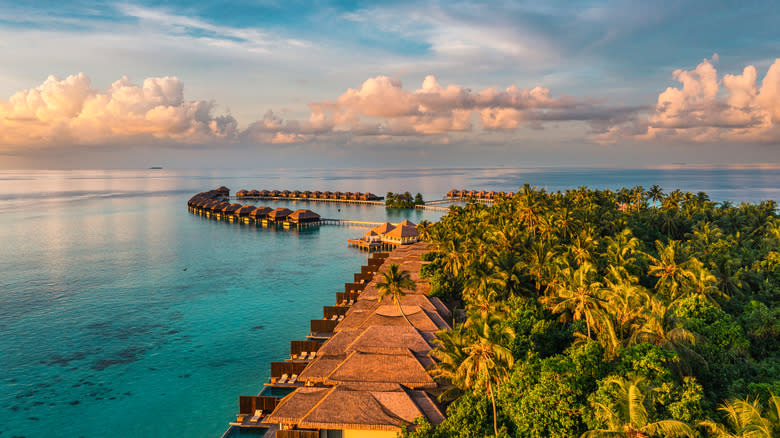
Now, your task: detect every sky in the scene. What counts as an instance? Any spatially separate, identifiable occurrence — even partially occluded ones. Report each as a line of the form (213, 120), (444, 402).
(0, 0), (778, 169)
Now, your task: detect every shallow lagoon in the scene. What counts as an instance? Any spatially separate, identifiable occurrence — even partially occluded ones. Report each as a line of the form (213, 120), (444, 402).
(0, 166), (777, 437)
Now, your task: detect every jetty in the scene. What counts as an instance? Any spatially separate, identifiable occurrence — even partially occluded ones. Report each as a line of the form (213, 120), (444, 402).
(222, 242), (447, 438)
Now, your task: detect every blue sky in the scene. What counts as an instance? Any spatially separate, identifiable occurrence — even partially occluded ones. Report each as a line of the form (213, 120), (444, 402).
(0, 0), (778, 168)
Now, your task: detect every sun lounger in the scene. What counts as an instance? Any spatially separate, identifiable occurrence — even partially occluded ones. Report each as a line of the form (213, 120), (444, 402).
(308, 351), (316, 360)
(337, 315), (344, 321)
(278, 374), (289, 384)
(249, 409), (263, 422)
(288, 374), (298, 384)
(298, 352), (308, 360)
(348, 299), (354, 305)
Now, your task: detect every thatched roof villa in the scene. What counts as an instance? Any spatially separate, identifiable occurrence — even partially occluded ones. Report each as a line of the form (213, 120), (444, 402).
(264, 383), (444, 436)
(289, 209), (321, 224)
(267, 207), (293, 222)
(250, 206), (272, 218)
(236, 205), (257, 216)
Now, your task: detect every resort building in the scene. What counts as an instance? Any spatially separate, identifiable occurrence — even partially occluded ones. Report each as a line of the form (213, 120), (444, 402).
(221, 243), (447, 438)
(348, 221), (420, 250)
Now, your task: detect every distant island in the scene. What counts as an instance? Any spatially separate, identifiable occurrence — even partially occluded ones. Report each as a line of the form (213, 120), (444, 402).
(148, 166), (163, 169)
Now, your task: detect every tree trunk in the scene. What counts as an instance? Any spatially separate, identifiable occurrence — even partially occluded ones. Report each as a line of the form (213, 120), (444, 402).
(488, 379), (498, 436)
(397, 300), (413, 326)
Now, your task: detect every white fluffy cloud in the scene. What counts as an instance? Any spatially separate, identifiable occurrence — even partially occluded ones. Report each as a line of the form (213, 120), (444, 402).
(594, 56), (780, 144)
(0, 73), (237, 147)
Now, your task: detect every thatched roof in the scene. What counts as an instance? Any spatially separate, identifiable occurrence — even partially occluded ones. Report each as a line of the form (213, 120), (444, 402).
(236, 189), (248, 197)
(336, 303), (449, 333)
(296, 383), (443, 431)
(236, 205), (257, 215)
(259, 190), (271, 196)
(371, 222), (396, 235)
(262, 386), (330, 425)
(289, 209), (320, 221)
(384, 224), (418, 239)
(398, 220), (416, 227)
(249, 206), (272, 217)
(344, 326), (433, 356)
(223, 203), (243, 213)
(248, 189), (260, 196)
(362, 230), (379, 238)
(267, 207), (293, 219)
(324, 348), (436, 388)
(298, 354), (347, 382)
(216, 186), (230, 194)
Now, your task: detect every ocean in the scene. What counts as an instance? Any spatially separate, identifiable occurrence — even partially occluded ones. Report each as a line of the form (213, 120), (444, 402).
(1, 166), (777, 438)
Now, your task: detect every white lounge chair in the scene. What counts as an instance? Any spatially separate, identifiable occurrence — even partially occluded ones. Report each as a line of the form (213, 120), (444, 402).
(348, 299), (354, 305)
(278, 374), (289, 384)
(249, 410), (263, 422)
(308, 351), (316, 360)
(337, 315), (344, 321)
(298, 351), (308, 360)
(288, 374), (298, 384)
(330, 314), (338, 320)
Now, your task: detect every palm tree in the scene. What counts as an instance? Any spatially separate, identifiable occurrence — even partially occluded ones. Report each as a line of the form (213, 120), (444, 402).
(603, 228), (640, 279)
(459, 318), (516, 436)
(631, 297), (706, 377)
(647, 240), (697, 302)
(700, 394), (780, 437)
(376, 263), (417, 326)
(545, 262), (606, 339)
(583, 376), (695, 437)
(647, 185), (665, 208)
(430, 325), (470, 402)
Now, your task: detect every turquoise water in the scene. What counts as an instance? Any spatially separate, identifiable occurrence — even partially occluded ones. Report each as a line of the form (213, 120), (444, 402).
(1, 167), (778, 438)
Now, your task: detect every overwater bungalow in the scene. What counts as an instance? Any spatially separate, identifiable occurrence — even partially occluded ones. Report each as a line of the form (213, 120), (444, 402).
(267, 208), (293, 222)
(212, 201), (230, 212)
(223, 203), (243, 214)
(248, 189), (260, 197)
(282, 190), (291, 198)
(313, 191), (323, 198)
(382, 221), (418, 245)
(236, 189), (249, 197)
(236, 205), (257, 216)
(260, 190), (271, 197)
(323, 191), (333, 199)
(288, 209), (321, 224)
(446, 189), (458, 198)
(303, 191), (313, 198)
(217, 186), (230, 195)
(250, 206), (272, 219)
(292, 190), (302, 198)
(271, 190), (282, 197)
(263, 383), (444, 437)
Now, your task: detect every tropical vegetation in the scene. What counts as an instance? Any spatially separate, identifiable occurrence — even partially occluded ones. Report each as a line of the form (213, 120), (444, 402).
(405, 184), (779, 437)
(386, 191), (425, 208)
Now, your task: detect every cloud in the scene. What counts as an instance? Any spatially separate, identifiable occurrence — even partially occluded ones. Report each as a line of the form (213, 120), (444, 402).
(285, 74), (634, 138)
(0, 73), (238, 148)
(594, 56), (780, 144)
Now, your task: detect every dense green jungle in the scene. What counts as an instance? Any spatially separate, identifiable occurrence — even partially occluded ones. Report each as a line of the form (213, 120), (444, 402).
(407, 184), (779, 438)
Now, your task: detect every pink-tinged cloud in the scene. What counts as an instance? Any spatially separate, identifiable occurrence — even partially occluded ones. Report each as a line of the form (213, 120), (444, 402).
(593, 56), (780, 144)
(0, 73), (238, 148)
(281, 75), (627, 138)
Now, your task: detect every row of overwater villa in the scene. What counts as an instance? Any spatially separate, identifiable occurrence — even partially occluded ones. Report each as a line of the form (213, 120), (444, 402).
(236, 189), (383, 204)
(446, 189), (515, 201)
(221, 242), (449, 438)
(188, 188), (322, 228)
